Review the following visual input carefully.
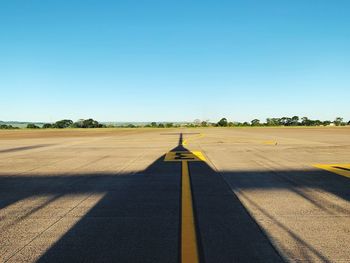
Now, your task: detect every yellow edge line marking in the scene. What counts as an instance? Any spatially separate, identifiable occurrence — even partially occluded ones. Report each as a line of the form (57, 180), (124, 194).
(314, 164), (350, 178)
(181, 160), (199, 263)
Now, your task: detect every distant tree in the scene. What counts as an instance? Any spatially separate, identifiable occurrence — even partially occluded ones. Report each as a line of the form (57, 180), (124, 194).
(291, 116), (299, 126)
(71, 119), (103, 128)
(278, 117), (284, 125)
(243, 122), (250, 126)
(127, 124), (136, 128)
(27, 123), (40, 129)
(334, 117), (344, 126)
(279, 117), (292, 126)
(201, 121), (208, 127)
(42, 123), (53, 128)
(158, 123), (165, 128)
(322, 120), (331, 126)
(301, 117), (310, 126)
(165, 123), (174, 128)
(217, 118), (228, 127)
(251, 119), (260, 126)
(81, 119), (103, 128)
(150, 122), (157, 127)
(266, 118), (279, 126)
(314, 120), (322, 126)
(266, 118), (274, 126)
(53, 119), (73, 128)
(72, 119), (84, 128)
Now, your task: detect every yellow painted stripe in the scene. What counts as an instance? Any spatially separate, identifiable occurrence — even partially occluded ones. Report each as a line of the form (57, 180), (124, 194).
(183, 133), (205, 147)
(314, 164), (350, 178)
(181, 161), (199, 263)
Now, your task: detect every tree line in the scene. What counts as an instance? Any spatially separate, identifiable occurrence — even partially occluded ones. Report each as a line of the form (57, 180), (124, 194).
(37, 119), (104, 129)
(25, 120), (181, 129)
(215, 116), (349, 127)
(1, 116), (349, 129)
(15, 119), (105, 129)
(0, 124), (19, 129)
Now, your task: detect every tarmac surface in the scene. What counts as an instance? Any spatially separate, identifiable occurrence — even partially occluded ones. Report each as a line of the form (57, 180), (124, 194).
(0, 127), (350, 262)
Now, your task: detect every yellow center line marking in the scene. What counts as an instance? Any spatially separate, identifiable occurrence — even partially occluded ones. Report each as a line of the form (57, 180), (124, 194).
(314, 163), (350, 178)
(181, 160), (199, 263)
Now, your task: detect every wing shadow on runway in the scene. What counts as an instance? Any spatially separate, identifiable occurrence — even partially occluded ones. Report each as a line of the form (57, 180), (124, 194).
(1, 134), (350, 262)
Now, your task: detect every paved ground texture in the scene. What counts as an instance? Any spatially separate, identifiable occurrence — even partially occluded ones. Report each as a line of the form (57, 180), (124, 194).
(0, 127), (350, 263)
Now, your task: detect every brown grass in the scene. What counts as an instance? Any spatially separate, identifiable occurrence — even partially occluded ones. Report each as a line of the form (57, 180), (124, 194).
(0, 128), (159, 140)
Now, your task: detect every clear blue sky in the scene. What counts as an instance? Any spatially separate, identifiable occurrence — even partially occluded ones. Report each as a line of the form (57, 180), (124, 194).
(1, 0), (349, 122)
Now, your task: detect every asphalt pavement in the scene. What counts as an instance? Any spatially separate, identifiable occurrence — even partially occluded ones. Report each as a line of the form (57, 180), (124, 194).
(1, 127), (349, 262)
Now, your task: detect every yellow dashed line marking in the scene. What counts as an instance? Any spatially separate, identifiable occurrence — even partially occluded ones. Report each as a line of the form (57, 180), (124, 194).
(314, 164), (350, 178)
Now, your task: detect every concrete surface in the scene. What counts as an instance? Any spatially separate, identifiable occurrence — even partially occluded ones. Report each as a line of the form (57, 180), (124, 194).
(0, 127), (349, 262)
